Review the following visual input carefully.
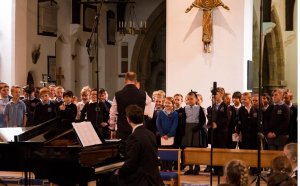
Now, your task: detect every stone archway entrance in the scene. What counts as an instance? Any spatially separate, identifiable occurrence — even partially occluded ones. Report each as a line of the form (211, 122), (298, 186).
(130, 1), (166, 95)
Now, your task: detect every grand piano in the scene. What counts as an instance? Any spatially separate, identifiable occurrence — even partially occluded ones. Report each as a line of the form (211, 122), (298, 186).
(0, 117), (123, 186)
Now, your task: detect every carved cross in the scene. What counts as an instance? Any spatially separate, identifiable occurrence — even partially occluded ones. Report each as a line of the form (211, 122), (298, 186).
(56, 67), (64, 86)
(185, 0), (230, 53)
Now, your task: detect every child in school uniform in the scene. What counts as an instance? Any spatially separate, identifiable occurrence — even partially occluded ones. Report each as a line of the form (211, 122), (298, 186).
(53, 86), (65, 108)
(174, 93), (185, 148)
(58, 90), (77, 125)
(182, 91), (207, 175)
(0, 83), (11, 127)
(32, 87), (57, 125)
(4, 85), (27, 127)
(76, 86), (91, 120)
(144, 90), (165, 145)
(156, 97), (178, 171)
(207, 87), (229, 175)
(80, 88), (106, 138)
(238, 92), (258, 150)
(227, 91), (242, 149)
(156, 97), (178, 145)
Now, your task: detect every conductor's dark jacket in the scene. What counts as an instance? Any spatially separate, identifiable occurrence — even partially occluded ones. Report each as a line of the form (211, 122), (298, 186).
(119, 125), (164, 186)
(115, 84), (146, 140)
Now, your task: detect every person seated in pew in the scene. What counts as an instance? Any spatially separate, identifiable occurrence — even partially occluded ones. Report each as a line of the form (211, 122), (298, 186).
(283, 143), (297, 180)
(268, 155), (297, 186)
(218, 159), (249, 186)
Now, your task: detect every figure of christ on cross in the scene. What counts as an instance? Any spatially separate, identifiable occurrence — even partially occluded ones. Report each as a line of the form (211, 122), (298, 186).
(185, 0), (230, 53)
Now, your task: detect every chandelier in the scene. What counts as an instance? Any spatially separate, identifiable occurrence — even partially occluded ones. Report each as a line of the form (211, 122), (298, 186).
(118, 2), (146, 35)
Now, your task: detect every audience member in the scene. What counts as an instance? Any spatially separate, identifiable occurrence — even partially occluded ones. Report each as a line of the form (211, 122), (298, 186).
(283, 143), (297, 180)
(268, 155), (297, 186)
(223, 159), (249, 186)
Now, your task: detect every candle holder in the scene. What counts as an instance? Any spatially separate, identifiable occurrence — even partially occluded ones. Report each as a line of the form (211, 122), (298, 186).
(118, 3), (146, 35)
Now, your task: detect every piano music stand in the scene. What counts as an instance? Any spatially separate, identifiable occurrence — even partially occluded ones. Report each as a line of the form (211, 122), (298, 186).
(72, 121), (103, 147)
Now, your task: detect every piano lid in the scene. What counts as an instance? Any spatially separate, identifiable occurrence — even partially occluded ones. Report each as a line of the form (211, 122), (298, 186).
(14, 117), (61, 142)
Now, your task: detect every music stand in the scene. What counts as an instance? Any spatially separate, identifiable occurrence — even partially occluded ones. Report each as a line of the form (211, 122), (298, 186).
(252, 1), (276, 185)
(85, 0), (105, 138)
(210, 82), (217, 186)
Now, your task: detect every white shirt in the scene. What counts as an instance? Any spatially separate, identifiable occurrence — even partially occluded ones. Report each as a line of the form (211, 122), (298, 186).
(132, 123), (143, 133)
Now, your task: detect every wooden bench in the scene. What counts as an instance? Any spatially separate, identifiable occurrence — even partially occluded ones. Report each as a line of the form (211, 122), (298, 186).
(184, 148), (282, 167)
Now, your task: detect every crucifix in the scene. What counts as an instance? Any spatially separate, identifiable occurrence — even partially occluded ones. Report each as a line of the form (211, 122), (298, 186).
(56, 67), (64, 86)
(185, 0), (230, 53)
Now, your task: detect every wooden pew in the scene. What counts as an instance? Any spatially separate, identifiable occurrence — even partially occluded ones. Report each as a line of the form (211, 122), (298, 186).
(184, 148), (282, 167)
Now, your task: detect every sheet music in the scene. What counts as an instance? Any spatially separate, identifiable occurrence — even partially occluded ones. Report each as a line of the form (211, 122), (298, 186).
(161, 136), (174, 146)
(72, 121), (102, 147)
(144, 102), (155, 118)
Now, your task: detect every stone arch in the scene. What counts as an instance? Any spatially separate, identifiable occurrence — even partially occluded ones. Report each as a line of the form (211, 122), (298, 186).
(263, 6), (285, 92)
(130, 1), (166, 92)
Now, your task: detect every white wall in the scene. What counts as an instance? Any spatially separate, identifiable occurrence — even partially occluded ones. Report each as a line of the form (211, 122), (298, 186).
(14, 0), (28, 86)
(0, 0), (14, 84)
(166, 0), (250, 107)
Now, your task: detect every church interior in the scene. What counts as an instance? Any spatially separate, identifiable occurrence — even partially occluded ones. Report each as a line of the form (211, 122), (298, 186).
(0, 0), (297, 105)
(0, 0), (298, 185)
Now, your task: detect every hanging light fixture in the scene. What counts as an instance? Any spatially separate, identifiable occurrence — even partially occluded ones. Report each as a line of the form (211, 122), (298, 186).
(118, 2), (146, 35)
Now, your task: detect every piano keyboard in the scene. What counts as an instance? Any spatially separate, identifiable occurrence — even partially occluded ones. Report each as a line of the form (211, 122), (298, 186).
(95, 161), (124, 174)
